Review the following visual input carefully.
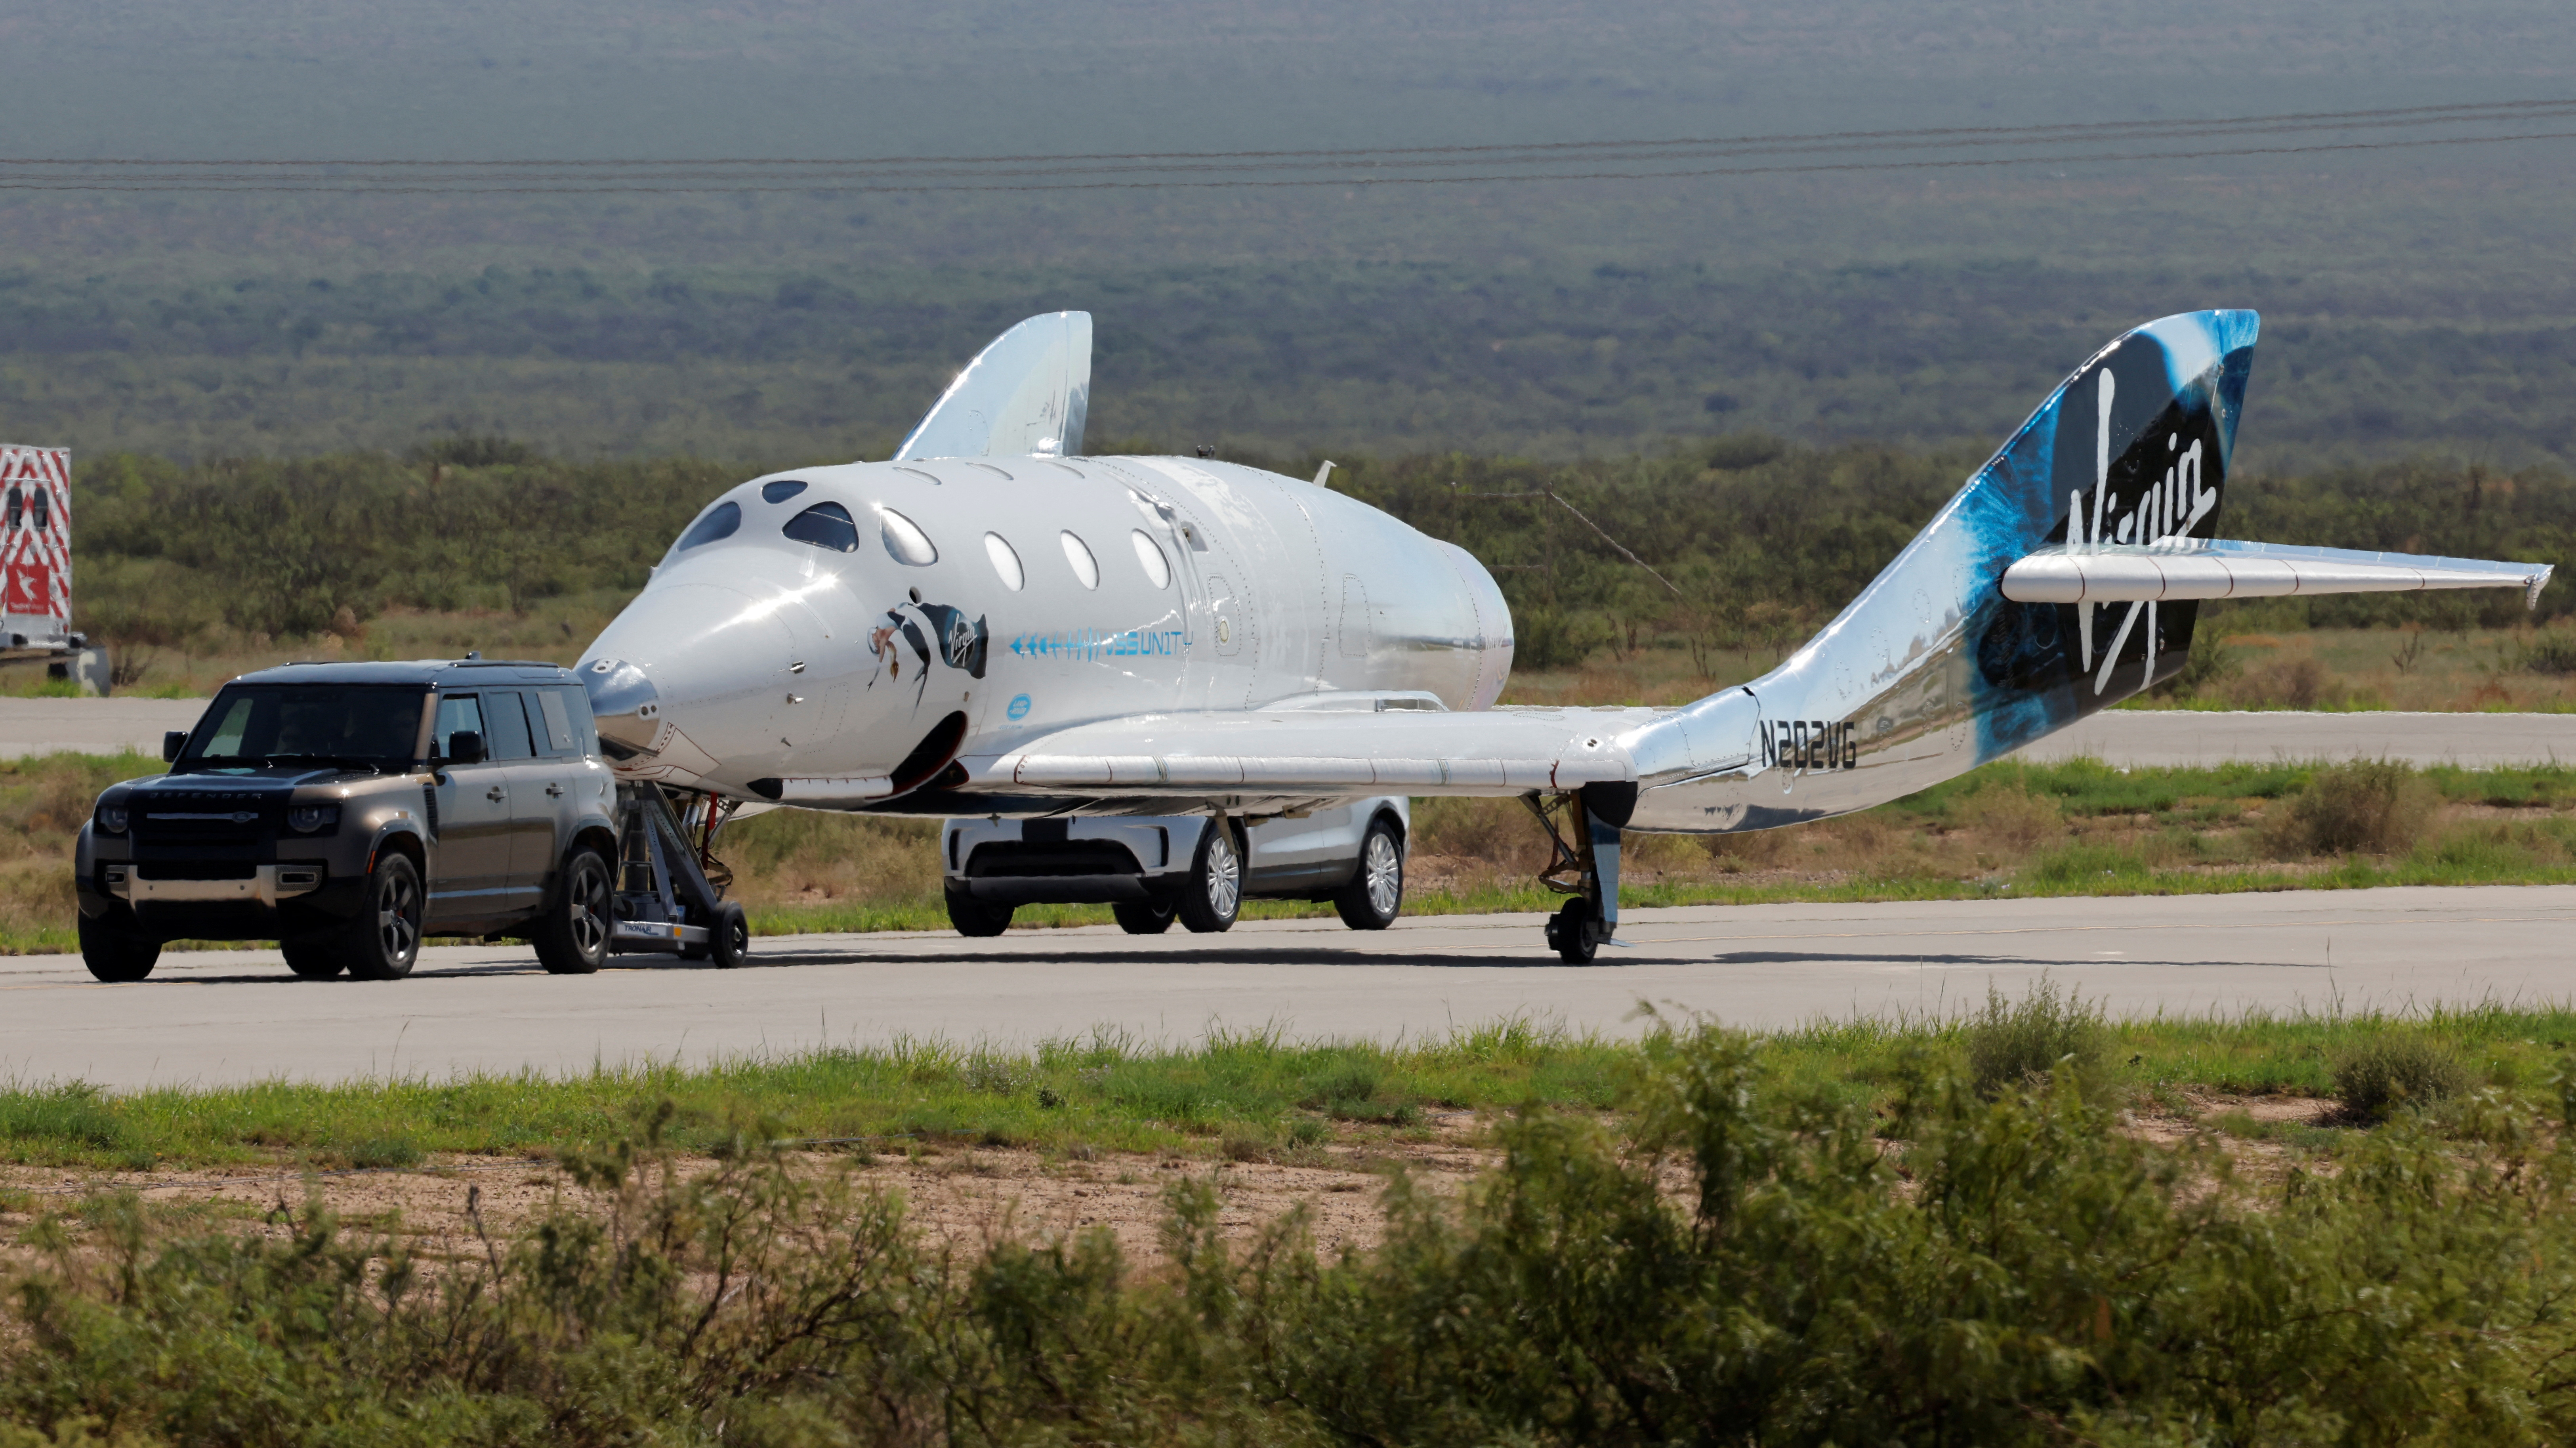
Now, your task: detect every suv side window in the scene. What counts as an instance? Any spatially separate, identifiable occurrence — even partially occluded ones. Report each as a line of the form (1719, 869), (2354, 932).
(483, 691), (536, 762)
(534, 688), (580, 755)
(555, 687), (602, 758)
(432, 694), (486, 760)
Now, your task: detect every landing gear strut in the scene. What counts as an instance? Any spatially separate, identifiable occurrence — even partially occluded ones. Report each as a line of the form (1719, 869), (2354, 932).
(1527, 785), (1630, 964)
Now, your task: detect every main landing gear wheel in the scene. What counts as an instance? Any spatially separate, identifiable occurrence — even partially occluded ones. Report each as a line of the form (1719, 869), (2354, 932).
(1333, 817), (1405, 931)
(1113, 898), (1177, 934)
(1176, 819), (1243, 934)
(336, 853), (424, 981)
(1545, 898), (1603, 965)
(946, 882), (1014, 938)
(533, 848), (613, 975)
(78, 905), (160, 983)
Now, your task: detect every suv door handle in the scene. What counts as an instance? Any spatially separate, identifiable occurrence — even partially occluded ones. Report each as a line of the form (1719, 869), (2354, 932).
(544, 783), (565, 798)
(486, 786), (507, 802)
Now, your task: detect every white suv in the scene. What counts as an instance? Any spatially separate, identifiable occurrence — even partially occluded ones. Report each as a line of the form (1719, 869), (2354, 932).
(940, 798), (1408, 936)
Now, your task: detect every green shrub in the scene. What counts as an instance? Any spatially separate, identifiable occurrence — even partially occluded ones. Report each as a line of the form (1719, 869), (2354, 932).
(343, 1137), (422, 1170)
(0, 1083), (126, 1152)
(2018, 841), (2150, 889)
(2267, 759), (2439, 856)
(1963, 977), (2107, 1098)
(2515, 626), (2576, 676)
(2333, 1032), (2469, 1121)
(12, 1034), (2576, 1444)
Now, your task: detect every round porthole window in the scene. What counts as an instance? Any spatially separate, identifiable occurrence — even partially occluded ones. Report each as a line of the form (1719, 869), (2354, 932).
(1130, 530), (1171, 589)
(880, 508), (939, 566)
(1060, 531), (1099, 589)
(984, 532), (1025, 590)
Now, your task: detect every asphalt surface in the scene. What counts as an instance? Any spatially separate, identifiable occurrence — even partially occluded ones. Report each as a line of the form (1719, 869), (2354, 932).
(4, 700), (2574, 767)
(7, 886), (2571, 1090)
(2019, 709), (2576, 768)
(0, 697), (206, 759)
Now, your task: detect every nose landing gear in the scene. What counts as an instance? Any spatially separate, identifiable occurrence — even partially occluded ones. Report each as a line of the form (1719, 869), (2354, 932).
(1526, 786), (1627, 964)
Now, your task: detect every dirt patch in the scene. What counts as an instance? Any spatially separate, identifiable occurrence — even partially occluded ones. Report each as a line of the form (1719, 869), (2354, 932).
(0, 1116), (1498, 1270)
(2124, 1093), (2342, 1186)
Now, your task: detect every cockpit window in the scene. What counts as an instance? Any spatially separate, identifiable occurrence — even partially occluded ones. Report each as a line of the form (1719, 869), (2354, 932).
(880, 508), (938, 566)
(672, 500), (741, 552)
(760, 479), (808, 504)
(784, 501), (861, 552)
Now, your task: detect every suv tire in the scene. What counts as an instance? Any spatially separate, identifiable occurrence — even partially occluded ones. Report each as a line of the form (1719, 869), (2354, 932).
(78, 905), (160, 983)
(946, 882), (1013, 937)
(533, 848), (613, 976)
(1175, 818), (1243, 934)
(1332, 816), (1406, 931)
(281, 936), (346, 979)
(1112, 898), (1177, 934)
(335, 853), (426, 980)
(709, 901), (751, 968)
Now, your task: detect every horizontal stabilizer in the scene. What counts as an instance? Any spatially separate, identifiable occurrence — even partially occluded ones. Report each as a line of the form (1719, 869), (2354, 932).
(2002, 539), (2552, 609)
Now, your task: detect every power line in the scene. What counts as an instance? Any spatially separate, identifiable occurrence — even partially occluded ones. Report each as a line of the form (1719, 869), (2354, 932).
(1, 96), (2567, 173)
(0, 99), (2565, 197)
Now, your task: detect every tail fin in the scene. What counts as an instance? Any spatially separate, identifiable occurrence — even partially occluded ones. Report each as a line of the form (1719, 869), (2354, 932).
(1631, 310), (2262, 829)
(892, 311), (1092, 462)
(1632, 306), (2548, 832)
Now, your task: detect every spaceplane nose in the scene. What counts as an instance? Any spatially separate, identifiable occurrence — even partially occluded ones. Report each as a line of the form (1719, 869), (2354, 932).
(578, 582), (802, 773)
(580, 657), (661, 757)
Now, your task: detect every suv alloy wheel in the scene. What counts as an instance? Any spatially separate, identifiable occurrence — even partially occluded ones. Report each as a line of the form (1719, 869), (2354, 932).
(1333, 816), (1405, 930)
(337, 853), (426, 980)
(534, 847), (613, 975)
(1176, 818), (1243, 933)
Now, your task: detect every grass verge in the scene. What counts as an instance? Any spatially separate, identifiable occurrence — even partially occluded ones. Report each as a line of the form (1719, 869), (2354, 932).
(8, 1003), (2575, 1172)
(13, 1003), (2576, 1444)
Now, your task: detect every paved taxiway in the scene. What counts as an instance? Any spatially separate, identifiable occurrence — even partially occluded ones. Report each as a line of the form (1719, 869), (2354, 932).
(6, 701), (2576, 766)
(6, 885), (2569, 1089)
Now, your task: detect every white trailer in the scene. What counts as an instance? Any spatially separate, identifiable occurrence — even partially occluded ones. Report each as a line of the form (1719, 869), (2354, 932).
(0, 443), (108, 693)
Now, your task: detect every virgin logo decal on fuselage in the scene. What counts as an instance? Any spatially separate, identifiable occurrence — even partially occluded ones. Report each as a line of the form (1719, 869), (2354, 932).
(868, 598), (988, 705)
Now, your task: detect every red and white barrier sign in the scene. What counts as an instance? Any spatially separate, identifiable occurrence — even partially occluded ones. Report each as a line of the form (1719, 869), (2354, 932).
(0, 445), (71, 644)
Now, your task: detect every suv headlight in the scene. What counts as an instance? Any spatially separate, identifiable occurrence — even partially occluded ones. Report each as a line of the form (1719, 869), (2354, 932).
(286, 804), (342, 835)
(94, 803), (128, 834)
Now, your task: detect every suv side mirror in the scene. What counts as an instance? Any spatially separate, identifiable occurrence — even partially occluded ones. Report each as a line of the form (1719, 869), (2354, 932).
(447, 730), (487, 765)
(162, 730), (187, 763)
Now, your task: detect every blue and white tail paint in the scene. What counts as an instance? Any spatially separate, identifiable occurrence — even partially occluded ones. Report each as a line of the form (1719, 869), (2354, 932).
(1621, 309), (2546, 833)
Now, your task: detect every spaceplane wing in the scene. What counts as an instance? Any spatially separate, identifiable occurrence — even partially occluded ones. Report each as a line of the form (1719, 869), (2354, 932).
(580, 308), (2549, 960)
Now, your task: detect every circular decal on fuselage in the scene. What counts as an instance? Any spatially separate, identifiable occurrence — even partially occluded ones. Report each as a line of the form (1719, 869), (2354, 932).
(1007, 693), (1032, 720)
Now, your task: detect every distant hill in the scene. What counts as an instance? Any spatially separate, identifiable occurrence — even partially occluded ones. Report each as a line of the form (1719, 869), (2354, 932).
(0, 1), (2570, 465)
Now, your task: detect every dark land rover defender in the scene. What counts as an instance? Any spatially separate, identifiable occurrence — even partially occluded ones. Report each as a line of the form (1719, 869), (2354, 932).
(74, 659), (750, 982)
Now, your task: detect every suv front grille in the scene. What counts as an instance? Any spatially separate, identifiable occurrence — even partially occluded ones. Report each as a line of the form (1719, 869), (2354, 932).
(130, 793), (278, 844)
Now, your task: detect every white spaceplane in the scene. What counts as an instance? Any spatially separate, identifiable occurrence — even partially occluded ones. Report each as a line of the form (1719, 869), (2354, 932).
(580, 309), (2549, 961)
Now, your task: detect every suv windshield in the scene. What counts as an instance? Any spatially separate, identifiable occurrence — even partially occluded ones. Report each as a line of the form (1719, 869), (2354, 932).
(179, 685), (428, 773)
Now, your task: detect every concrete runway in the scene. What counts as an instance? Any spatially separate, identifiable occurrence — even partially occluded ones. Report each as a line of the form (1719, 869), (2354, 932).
(7, 886), (2571, 1090)
(0, 697), (207, 759)
(2019, 710), (2576, 768)
(5, 700), (2574, 767)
